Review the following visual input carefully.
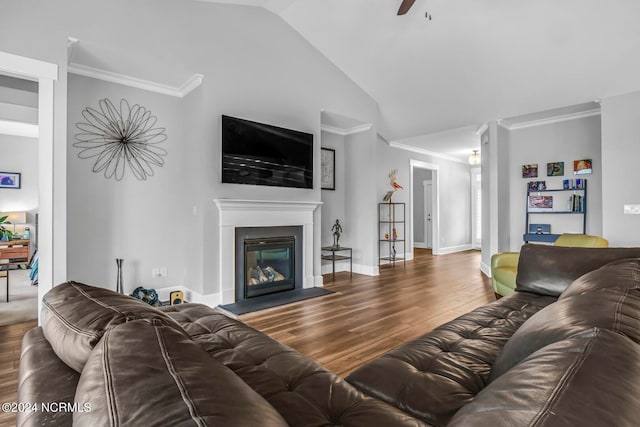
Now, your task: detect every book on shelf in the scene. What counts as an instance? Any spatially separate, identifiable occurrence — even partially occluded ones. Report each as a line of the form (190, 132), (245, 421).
(563, 178), (587, 190)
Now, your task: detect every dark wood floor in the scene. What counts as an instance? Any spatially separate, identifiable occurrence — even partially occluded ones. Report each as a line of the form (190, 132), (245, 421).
(242, 248), (493, 377)
(0, 319), (36, 427)
(0, 249), (492, 427)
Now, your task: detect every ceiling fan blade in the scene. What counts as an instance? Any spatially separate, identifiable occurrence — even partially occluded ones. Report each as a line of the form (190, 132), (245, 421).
(397, 0), (416, 15)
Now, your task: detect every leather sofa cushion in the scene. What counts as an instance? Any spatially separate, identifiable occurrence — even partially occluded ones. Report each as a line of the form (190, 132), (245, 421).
(449, 329), (640, 427)
(41, 281), (183, 373)
(73, 318), (288, 427)
(344, 292), (555, 426)
(160, 304), (429, 427)
(490, 288), (640, 380)
(492, 258), (640, 380)
(515, 244), (640, 296)
(560, 257), (640, 299)
(17, 327), (80, 427)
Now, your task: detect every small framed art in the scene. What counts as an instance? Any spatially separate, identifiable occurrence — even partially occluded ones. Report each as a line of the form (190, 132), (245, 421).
(547, 162), (564, 176)
(522, 164), (538, 178)
(321, 148), (335, 190)
(0, 172), (21, 189)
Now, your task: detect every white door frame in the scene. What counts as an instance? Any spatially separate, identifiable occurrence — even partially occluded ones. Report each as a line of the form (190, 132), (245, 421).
(410, 159), (440, 256)
(0, 51), (60, 320)
(423, 180), (433, 248)
(471, 167), (482, 249)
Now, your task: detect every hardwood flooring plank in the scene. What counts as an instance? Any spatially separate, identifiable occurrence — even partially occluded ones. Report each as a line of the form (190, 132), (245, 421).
(0, 250), (492, 427)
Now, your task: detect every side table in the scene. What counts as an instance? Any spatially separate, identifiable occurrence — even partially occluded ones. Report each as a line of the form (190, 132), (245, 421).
(321, 246), (352, 280)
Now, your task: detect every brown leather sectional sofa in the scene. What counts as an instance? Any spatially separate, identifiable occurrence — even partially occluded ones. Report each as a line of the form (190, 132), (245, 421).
(18, 244), (640, 426)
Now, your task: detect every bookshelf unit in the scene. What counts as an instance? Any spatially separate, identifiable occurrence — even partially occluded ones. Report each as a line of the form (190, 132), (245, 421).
(524, 180), (587, 243)
(378, 202), (406, 268)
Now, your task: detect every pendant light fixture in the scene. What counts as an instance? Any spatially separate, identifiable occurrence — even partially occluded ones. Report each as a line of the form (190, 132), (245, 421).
(468, 150), (481, 166)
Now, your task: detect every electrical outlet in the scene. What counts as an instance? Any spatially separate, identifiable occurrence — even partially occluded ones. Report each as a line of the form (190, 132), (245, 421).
(159, 267), (168, 278)
(152, 268), (161, 278)
(624, 204), (640, 215)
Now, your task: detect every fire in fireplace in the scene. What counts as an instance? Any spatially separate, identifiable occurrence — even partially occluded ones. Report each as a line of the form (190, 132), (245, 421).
(245, 236), (295, 298)
(235, 226), (303, 302)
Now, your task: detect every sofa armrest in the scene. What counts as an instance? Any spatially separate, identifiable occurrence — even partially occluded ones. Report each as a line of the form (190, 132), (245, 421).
(17, 327), (80, 427)
(491, 252), (519, 269)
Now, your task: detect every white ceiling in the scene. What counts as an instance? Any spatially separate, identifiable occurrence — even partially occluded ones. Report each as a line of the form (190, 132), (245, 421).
(70, 1), (640, 160)
(193, 0), (640, 160)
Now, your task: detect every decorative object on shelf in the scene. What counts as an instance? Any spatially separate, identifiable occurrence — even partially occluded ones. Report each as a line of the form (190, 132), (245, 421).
(0, 211), (26, 239)
(74, 98), (167, 181)
(321, 147), (336, 190)
(131, 286), (160, 306)
(468, 150), (481, 166)
(115, 258), (124, 294)
(563, 178), (586, 189)
(392, 228), (398, 240)
(574, 159), (592, 175)
(383, 169), (404, 202)
(547, 161), (564, 176)
(527, 181), (546, 191)
(529, 224), (551, 234)
(0, 172), (21, 189)
(528, 195), (553, 212)
(522, 164), (538, 178)
(331, 219), (342, 248)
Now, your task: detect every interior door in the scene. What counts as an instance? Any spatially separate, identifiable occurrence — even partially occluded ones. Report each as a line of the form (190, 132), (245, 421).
(424, 181), (433, 248)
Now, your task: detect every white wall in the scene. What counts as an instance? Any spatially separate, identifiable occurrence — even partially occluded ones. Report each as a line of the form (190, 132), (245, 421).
(507, 115), (602, 250)
(376, 138), (472, 257)
(320, 131), (346, 247)
(601, 91), (640, 246)
(67, 75), (186, 293)
(412, 168), (432, 244)
(0, 1), (379, 300)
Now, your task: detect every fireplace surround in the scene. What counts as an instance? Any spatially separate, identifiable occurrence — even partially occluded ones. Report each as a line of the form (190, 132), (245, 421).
(235, 226), (303, 302)
(214, 199), (321, 305)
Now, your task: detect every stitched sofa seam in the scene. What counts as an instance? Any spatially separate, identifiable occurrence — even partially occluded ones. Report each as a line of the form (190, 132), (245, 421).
(42, 299), (98, 339)
(154, 325), (205, 427)
(529, 330), (597, 427)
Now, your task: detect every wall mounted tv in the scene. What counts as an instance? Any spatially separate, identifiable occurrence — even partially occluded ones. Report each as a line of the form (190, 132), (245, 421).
(221, 115), (313, 189)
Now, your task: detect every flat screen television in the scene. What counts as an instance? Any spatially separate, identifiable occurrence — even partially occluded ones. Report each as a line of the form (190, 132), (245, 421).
(221, 115), (313, 189)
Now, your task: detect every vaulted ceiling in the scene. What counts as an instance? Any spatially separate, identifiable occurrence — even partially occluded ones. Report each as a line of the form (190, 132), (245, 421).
(202, 0), (640, 147)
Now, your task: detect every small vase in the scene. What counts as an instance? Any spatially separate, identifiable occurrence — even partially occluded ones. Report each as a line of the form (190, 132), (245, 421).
(116, 259), (124, 294)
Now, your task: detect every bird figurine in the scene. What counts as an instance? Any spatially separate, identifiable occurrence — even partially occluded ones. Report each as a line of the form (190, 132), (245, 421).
(383, 169), (403, 202)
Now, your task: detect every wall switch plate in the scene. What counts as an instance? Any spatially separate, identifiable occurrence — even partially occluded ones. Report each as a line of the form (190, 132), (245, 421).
(624, 204), (640, 214)
(152, 268), (161, 278)
(159, 267), (168, 277)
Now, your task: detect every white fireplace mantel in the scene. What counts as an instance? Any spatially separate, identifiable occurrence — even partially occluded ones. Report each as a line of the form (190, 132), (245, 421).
(214, 199), (322, 304)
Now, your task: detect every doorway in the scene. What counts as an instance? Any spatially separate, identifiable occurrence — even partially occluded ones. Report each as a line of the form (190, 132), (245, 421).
(410, 159), (439, 257)
(0, 51), (59, 322)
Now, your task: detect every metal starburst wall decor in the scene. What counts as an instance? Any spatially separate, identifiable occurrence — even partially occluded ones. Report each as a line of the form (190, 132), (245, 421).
(74, 98), (167, 181)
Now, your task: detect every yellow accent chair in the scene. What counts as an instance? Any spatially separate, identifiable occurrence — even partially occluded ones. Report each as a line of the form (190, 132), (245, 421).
(491, 234), (609, 298)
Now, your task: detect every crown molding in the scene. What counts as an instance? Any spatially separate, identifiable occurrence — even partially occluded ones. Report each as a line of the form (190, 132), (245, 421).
(499, 108), (601, 131)
(475, 122), (488, 135)
(388, 141), (466, 164)
(0, 119), (38, 138)
(68, 62), (204, 98)
(67, 37), (79, 65)
(321, 123), (372, 136)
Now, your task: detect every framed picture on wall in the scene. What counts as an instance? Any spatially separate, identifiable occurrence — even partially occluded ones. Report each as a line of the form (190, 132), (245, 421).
(574, 159), (592, 175)
(547, 161), (564, 176)
(0, 172), (21, 189)
(522, 164), (538, 178)
(321, 148), (335, 190)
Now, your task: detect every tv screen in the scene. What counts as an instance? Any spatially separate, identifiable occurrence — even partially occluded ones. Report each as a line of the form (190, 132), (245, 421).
(222, 115), (313, 189)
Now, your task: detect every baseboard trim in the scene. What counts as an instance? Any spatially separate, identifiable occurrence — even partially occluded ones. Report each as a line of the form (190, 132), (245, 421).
(353, 263), (379, 276)
(153, 285), (221, 307)
(480, 262), (492, 278)
(414, 242), (430, 249)
(438, 244), (473, 255)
